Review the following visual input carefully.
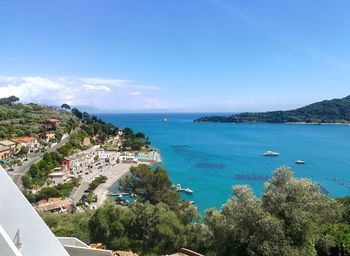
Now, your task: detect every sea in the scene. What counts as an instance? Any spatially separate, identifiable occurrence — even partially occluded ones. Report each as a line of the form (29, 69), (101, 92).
(97, 113), (350, 213)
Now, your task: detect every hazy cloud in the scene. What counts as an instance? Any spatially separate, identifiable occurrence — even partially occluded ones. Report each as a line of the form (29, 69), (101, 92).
(0, 75), (167, 111)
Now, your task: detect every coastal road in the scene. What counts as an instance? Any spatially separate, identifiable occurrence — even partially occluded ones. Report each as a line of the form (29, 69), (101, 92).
(70, 181), (89, 204)
(9, 126), (81, 186)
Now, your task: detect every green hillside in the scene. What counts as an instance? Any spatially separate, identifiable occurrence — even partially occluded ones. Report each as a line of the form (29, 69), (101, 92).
(195, 95), (350, 124)
(0, 99), (79, 139)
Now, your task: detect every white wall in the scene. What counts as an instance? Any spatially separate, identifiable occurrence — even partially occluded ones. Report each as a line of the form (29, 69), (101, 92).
(0, 167), (69, 256)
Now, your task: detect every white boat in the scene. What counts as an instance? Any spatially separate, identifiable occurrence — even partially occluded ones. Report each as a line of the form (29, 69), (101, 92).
(163, 118), (168, 122)
(263, 151), (280, 157)
(175, 184), (182, 191)
(295, 160), (305, 164)
(184, 188), (193, 194)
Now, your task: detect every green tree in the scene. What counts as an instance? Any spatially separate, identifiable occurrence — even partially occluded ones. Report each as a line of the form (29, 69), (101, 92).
(61, 103), (71, 110)
(36, 187), (62, 200)
(120, 165), (181, 211)
(89, 201), (135, 250)
(205, 167), (341, 256)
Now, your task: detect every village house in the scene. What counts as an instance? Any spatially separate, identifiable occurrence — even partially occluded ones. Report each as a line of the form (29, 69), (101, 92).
(0, 140), (16, 152)
(0, 145), (11, 161)
(43, 118), (60, 130)
(39, 130), (55, 142)
(36, 197), (75, 213)
(61, 156), (80, 175)
(11, 136), (38, 152)
(48, 172), (68, 185)
(48, 167), (69, 185)
(97, 148), (109, 161)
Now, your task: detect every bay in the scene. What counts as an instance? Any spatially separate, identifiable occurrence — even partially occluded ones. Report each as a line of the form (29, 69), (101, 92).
(98, 113), (350, 212)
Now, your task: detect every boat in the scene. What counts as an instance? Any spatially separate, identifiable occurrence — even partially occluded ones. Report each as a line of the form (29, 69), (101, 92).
(175, 184), (182, 191)
(295, 160), (305, 164)
(163, 118), (168, 122)
(184, 188), (193, 194)
(263, 151), (279, 157)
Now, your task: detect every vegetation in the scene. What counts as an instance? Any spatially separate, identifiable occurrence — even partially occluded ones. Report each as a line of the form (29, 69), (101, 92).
(88, 175), (107, 191)
(22, 131), (90, 188)
(195, 95), (350, 124)
(22, 151), (62, 188)
(0, 96), (19, 105)
(71, 108), (116, 143)
(0, 97), (79, 139)
(122, 127), (150, 151)
(41, 166), (350, 256)
(120, 164), (181, 211)
(61, 103), (71, 110)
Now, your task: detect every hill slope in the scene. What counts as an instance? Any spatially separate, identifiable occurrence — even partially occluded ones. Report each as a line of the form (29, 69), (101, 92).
(195, 95), (350, 124)
(0, 102), (79, 139)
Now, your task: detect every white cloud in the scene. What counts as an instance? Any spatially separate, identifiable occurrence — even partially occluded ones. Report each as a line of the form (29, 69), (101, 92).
(82, 84), (111, 92)
(131, 91), (142, 96)
(0, 75), (167, 111)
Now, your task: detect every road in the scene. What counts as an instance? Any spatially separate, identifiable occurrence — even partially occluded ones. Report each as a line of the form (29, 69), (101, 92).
(9, 126), (80, 186)
(70, 181), (90, 204)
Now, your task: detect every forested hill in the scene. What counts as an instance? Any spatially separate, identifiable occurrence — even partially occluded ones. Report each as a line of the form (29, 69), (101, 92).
(194, 95), (350, 124)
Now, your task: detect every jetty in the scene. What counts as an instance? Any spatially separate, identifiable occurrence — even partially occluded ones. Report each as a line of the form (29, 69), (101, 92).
(108, 192), (131, 197)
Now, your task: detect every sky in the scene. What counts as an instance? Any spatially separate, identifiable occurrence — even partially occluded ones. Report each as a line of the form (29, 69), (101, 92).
(0, 0), (349, 113)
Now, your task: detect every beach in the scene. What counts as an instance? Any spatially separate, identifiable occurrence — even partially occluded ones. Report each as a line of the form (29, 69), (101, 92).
(93, 163), (136, 207)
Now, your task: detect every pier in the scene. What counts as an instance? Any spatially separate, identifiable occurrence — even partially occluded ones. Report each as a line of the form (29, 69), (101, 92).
(108, 192), (130, 197)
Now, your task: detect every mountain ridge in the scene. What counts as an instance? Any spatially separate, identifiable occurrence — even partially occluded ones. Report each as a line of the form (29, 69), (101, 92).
(194, 95), (350, 124)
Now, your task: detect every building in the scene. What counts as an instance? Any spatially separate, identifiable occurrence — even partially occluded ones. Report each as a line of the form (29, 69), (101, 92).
(11, 137), (38, 152)
(48, 171), (68, 185)
(97, 148), (109, 160)
(61, 156), (80, 175)
(169, 248), (204, 256)
(36, 198), (75, 213)
(39, 131), (55, 142)
(0, 166), (71, 256)
(43, 118), (60, 130)
(58, 238), (113, 256)
(0, 145), (11, 160)
(0, 140), (16, 152)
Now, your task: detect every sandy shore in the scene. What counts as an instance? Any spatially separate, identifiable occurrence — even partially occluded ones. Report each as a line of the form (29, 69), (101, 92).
(94, 163), (136, 207)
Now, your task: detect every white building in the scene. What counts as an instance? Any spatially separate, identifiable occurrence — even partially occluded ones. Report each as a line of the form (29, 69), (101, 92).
(96, 148), (109, 160)
(0, 166), (114, 256)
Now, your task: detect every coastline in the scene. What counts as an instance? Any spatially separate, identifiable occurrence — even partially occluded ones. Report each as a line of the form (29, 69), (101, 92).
(94, 163), (136, 207)
(94, 150), (162, 207)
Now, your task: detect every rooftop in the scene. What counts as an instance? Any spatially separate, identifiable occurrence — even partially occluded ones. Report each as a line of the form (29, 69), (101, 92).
(0, 145), (10, 152)
(12, 137), (37, 143)
(0, 140), (16, 146)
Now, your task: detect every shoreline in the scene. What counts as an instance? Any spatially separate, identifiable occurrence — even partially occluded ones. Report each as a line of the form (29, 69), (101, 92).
(93, 163), (136, 207)
(196, 121), (350, 126)
(94, 150), (162, 207)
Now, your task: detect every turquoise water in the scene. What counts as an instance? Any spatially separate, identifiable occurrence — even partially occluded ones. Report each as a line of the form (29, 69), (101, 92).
(98, 113), (350, 212)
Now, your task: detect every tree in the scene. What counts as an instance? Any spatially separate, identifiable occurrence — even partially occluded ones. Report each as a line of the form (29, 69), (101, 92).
(36, 187), (62, 200)
(0, 96), (19, 105)
(119, 165), (181, 211)
(61, 103), (71, 110)
(89, 201), (135, 250)
(71, 108), (83, 119)
(205, 167), (341, 256)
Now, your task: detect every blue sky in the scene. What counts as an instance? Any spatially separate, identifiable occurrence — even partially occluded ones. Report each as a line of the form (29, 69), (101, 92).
(0, 0), (349, 112)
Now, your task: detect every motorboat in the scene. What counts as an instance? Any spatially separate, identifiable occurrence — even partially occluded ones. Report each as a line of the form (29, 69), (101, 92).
(184, 188), (193, 194)
(295, 160), (305, 164)
(263, 151), (279, 157)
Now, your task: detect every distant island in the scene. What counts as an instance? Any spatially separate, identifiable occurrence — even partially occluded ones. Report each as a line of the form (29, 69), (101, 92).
(195, 95), (350, 124)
